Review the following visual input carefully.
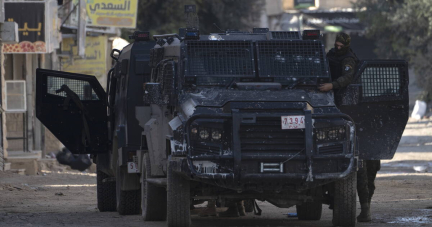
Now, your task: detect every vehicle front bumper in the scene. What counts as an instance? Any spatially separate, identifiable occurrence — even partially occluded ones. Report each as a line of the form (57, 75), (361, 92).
(179, 111), (357, 182)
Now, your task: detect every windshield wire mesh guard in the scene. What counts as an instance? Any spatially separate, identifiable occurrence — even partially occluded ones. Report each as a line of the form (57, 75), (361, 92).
(256, 40), (328, 78)
(185, 41), (255, 77)
(47, 76), (99, 101)
(267, 31), (301, 40)
(360, 65), (401, 97)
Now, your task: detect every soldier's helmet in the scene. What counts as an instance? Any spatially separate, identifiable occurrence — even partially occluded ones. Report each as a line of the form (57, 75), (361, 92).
(335, 32), (351, 47)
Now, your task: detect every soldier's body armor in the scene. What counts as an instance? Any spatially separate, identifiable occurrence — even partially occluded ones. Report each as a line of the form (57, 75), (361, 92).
(327, 48), (359, 82)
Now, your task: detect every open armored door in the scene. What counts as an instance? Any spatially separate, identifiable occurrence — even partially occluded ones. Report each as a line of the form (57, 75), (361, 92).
(338, 60), (409, 160)
(36, 69), (108, 154)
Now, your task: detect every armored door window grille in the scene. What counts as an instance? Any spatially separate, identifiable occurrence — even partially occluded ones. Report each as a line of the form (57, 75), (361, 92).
(185, 41), (255, 77)
(47, 76), (99, 100)
(361, 66), (401, 97)
(256, 40), (328, 78)
(161, 62), (176, 95)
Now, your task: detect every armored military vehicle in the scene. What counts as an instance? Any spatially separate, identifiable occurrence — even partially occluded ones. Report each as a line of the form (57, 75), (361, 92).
(35, 7), (408, 227)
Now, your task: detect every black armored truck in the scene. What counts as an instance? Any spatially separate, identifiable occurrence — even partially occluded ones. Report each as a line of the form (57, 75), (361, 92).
(36, 16), (409, 227)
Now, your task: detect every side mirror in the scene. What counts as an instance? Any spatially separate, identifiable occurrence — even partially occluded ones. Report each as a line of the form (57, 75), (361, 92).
(335, 84), (362, 106)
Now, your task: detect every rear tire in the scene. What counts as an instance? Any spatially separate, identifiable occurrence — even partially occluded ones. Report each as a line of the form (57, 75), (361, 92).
(116, 164), (141, 215)
(142, 154), (167, 221)
(296, 201), (322, 220)
(96, 167), (116, 212)
(167, 161), (190, 227)
(332, 172), (357, 227)
(244, 199), (254, 213)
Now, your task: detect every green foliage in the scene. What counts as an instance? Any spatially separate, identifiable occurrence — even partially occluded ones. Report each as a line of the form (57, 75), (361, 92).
(355, 0), (432, 91)
(124, 0), (263, 39)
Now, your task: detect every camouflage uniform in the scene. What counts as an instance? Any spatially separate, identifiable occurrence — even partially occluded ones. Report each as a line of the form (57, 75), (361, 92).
(357, 160), (381, 210)
(327, 50), (357, 89)
(327, 33), (380, 222)
(326, 32), (358, 90)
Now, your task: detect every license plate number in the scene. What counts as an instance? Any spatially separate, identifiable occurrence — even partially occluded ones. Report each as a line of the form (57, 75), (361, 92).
(281, 115), (305, 129)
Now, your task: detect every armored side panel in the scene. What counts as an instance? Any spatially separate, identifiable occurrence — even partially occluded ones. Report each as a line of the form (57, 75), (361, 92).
(114, 41), (155, 151)
(338, 60), (409, 160)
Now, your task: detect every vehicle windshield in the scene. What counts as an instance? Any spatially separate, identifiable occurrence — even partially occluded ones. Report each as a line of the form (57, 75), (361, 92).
(184, 39), (329, 87)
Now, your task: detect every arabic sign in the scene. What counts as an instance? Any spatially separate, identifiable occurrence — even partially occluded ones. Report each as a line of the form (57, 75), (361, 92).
(86, 0), (138, 28)
(3, 2), (46, 53)
(61, 36), (108, 77)
(294, 0), (315, 9)
(302, 12), (364, 31)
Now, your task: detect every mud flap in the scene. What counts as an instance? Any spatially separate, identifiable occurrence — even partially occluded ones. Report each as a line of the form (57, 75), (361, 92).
(337, 60), (409, 160)
(36, 69), (108, 154)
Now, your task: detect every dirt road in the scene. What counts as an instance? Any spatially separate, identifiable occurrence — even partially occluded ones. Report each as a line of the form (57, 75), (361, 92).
(1, 119), (432, 227)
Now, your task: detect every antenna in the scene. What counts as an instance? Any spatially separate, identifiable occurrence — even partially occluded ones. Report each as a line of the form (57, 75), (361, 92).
(213, 23), (224, 32)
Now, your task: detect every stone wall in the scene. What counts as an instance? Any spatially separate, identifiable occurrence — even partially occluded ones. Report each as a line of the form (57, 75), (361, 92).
(5, 113), (25, 151)
(44, 128), (63, 153)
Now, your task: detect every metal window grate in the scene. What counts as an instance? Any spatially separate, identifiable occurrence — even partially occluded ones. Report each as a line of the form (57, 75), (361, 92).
(162, 62), (175, 95)
(150, 48), (165, 67)
(267, 31), (301, 40)
(360, 66), (401, 97)
(256, 40), (328, 78)
(47, 77), (99, 100)
(186, 41), (255, 76)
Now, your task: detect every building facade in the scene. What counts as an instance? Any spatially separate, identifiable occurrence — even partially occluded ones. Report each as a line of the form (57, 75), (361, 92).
(263, 0), (376, 59)
(1, 0), (134, 172)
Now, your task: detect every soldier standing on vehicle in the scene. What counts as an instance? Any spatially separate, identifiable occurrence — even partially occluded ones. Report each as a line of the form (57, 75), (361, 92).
(319, 32), (380, 222)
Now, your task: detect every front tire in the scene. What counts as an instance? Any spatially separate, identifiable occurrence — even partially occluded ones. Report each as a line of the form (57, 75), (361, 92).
(167, 160), (190, 227)
(244, 199), (254, 213)
(116, 164), (141, 215)
(332, 172), (357, 227)
(142, 154), (167, 221)
(96, 164), (116, 212)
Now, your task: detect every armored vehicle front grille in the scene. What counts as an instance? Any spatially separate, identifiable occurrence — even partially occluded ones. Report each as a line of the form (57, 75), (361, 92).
(318, 144), (344, 155)
(239, 117), (305, 153)
(256, 40), (328, 78)
(185, 40), (255, 76)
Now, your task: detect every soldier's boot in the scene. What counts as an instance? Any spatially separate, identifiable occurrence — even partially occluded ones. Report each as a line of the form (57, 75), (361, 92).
(199, 201), (217, 217)
(237, 201), (246, 216)
(199, 206), (217, 217)
(357, 203), (371, 222)
(219, 203), (240, 217)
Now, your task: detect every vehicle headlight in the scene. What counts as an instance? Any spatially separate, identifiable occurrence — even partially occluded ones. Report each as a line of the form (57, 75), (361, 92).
(315, 126), (346, 141)
(212, 130), (222, 140)
(199, 129), (209, 139)
(191, 128), (198, 134)
(317, 131), (326, 140)
(328, 130), (338, 139)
